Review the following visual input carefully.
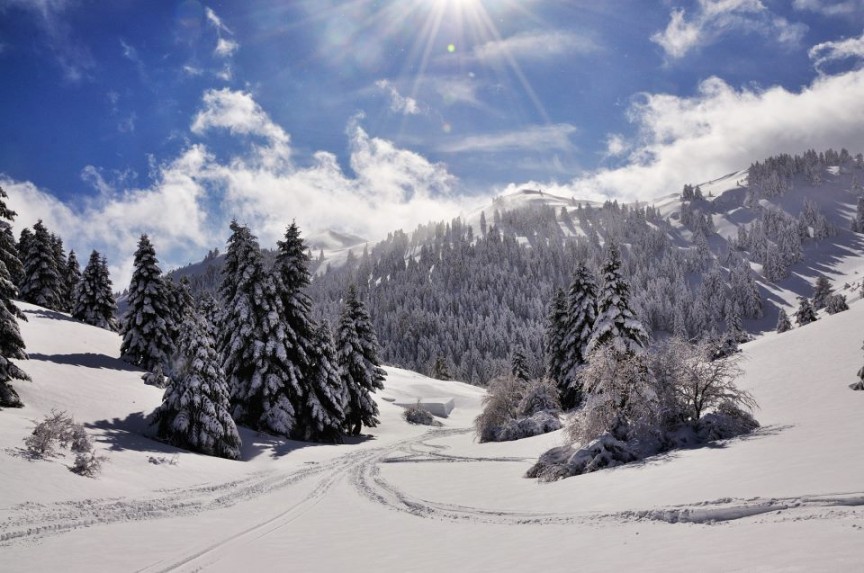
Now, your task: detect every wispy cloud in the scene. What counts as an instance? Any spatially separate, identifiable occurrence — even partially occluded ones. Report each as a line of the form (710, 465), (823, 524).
(375, 80), (422, 115)
(438, 124), (577, 154)
(809, 29), (864, 72)
(473, 30), (597, 62)
(652, 0), (806, 60)
(793, 0), (864, 16)
(1, 0), (94, 81)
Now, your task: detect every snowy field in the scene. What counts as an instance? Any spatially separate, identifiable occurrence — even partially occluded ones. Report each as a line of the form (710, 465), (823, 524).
(2, 301), (863, 572)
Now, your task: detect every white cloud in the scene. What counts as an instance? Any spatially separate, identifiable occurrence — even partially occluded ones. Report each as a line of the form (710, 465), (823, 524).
(433, 76), (483, 108)
(652, 0), (806, 60)
(473, 30), (597, 62)
(205, 7), (239, 60)
(809, 30), (864, 72)
(793, 0), (864, 16)
(604, 134), (629, 157)
(215, 37), (238, 58)
(2, 89), (476, 286)
(562, 69), (864, 201)
(375, 80), (421, 115)
(437, 124), (577, 154)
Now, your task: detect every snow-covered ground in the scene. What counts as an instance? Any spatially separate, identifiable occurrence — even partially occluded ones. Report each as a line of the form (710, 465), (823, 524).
(2, 301), (863, 572)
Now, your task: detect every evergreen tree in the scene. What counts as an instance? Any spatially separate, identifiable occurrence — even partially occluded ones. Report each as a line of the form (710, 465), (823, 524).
(297, 321), (347, 442)
(544, 289), (568, 387)
(511, 347), (530, 382)
(50, 234), (69, 311)
(20, 220), (62, 310)
(0, 186), (29, 408)
(824, 293), (848, 315)
(120, 235), (174, 375)
(337, 285), (386, 436)
(559, 263), (597, 409)
(73, 250), (118, 331)
(219, 221), (299, 436)
(164, 276), (194, 344)
(794, 297), (818, 326)
(152, 311), (241, 459)
(64, 250), (81, 308)
(0, 189), (24, 304)
(432, 354), (452, 381)
(775, 308), (792, 333)
(811, 276), (833, 310)
(15, 228), (32, 289)
(589, 244), (648, 355)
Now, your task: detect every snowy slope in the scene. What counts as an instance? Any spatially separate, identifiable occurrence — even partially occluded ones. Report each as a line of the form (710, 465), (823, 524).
(1, 302), (863, 572)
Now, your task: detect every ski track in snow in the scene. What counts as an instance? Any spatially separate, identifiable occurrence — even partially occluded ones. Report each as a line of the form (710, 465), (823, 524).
(4, 426), (864, 571)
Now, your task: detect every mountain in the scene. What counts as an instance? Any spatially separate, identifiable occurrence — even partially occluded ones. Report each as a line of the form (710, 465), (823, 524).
(2, 289), (863, 570)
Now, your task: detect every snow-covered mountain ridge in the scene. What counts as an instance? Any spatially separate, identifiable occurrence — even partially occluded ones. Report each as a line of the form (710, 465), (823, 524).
(2, 292), (863, 571)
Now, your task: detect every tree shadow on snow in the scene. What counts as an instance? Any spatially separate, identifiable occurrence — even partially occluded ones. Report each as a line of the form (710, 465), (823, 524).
(29, 352), (141, 372)
(23, 307), (80, 324)
(86, 412), (176, 455)
(240, 429), (375, 461)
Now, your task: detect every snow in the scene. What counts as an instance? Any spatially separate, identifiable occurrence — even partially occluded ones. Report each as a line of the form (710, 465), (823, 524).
(392, 396), (455, 418)
(2, 301), (864, 571)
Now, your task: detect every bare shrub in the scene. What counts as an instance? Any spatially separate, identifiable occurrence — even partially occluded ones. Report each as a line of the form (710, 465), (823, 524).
(24, 410), (106, 477)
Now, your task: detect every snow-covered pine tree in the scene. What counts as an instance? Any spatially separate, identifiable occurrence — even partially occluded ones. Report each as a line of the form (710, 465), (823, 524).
(824, 293), (848, 315)
(164, 276), (194, 344)
(73, 250), (118, 331)
(120, 235), (174, 376)
(0, 189), (24, 309)
(337, 284), (386, 436)
(811, 276), (832, 310)
(64, 250), (81, 308)
(297, 321), (347, 442)
(589, 244), (648, 355)
(0, 186), (29, 408)
(20, 220), (63, 311)
(152, 311), (241, 459)
(776, 308), (792, 333)
(196, 291), (221, 341)
(219, 221), (300, 436)
(511, 347), (530, 382)
(559, 263), (597, 409)
(50, 234), (70, 311)
(273, 223), (317, 426)
(544, 288), (568, 388)
(794, 297), (818, 326)
(15, 228), (32, 288)
(432, 354), (452, 381)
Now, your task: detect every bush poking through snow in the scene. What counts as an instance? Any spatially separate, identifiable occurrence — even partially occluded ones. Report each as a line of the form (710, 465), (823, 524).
(24, 410), (106, 476)
(529, 338), (758, 481)
(475, 375), (561, 442)
(402, 402), (441, 426)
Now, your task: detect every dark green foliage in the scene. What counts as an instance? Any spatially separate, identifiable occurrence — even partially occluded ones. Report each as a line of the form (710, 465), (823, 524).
(73, 251), (118, 331)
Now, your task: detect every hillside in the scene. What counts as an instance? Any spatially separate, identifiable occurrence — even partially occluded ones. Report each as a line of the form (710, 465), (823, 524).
(1, 299), (863, 571)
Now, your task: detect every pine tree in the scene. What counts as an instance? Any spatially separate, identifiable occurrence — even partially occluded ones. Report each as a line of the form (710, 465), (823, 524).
(20, 220), (63, 310)
(544, 289), (568, 387)
(64, 250), (81, 307)
(298, 321), (347, 442)
(432, 354), (452, 381)
(15, 228), (32, 289)
(775, 308), (792, 333)
(73, 250), (118, 331)
(50, 234), (69, 311)
(0, 189), (24, 307)
(811, 276), (833, 310)
(0, 186), (29, 408)
(152, 311), (241, 459)
(590, 244), (648, 355)
(219, 221), (299, 436)
(794, 297), (818, 326)
(337, 285), (386, 436)
(559, 263), (597, 409)
(824, 293), (848, 315)
(120, 235), (174, 375)
(511, 347), (530, 382)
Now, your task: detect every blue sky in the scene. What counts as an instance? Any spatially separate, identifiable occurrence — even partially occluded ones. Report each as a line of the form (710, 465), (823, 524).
(1, 0), (863, 283)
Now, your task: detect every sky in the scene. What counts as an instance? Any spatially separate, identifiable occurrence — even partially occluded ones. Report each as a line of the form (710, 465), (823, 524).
(1, 0), (863, 285)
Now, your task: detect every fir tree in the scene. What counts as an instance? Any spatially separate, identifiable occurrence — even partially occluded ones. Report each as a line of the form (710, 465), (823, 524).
(0, 193), (24, 304)
(794, 297), (818, 326)
(544, 289), (568, 387)
(219, 221), (299, 436)
(589, 244), (648, 355)
(559, 263), (597, 409)
(824, 293), (848, 315)
(15, 228), (32, 289)
(297, 321), (347, 442)
(152, 312), (241, 459)
(120, 235), (174, 376)
(811, 276), (833, 310)
(511, 347), (530, 382)
(20, 220), (63, 310)
(73, 250), (118, 331)
(432, 354), (451, 381)
(0, 186), (29, 408)
(337, 285), (386, 436)
(64, 250), (81, 307)
(50, 234), (69, 311)
(775, 308), (792, 333)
